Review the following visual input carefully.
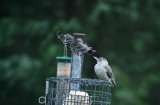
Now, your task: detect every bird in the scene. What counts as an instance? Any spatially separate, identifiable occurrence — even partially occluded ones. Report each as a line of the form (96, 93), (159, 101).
(93, 56), (116, 87)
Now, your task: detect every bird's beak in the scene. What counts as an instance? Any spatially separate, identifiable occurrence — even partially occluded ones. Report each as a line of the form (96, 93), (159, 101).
(93, 56), (99, 61)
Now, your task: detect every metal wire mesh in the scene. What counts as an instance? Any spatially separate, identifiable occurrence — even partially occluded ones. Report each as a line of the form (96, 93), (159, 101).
(46, 77), (111, 105)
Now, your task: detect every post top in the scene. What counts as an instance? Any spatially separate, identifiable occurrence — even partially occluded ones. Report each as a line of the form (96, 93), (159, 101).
(73, 33), (85, 41)
(73, 33), (85, 35)
(56, 57), (71, 63)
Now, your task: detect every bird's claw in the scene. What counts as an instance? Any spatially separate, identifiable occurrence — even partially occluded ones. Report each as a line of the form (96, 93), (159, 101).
(109, 81), (112, 87)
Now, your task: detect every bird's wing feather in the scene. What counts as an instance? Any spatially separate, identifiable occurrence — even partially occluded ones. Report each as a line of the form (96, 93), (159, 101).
(104, 65), (116, 86)
(104, 65), (115, 80)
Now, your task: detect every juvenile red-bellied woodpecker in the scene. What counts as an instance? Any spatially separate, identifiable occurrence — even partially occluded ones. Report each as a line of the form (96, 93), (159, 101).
(93, 56), (116, 87)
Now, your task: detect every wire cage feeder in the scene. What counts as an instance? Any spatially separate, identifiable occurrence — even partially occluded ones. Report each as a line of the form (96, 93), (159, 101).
(43, 77), (111, 105)
(39, 33), (112, 105)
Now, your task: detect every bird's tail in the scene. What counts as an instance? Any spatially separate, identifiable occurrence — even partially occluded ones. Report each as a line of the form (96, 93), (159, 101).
(111, 79), (116, 87)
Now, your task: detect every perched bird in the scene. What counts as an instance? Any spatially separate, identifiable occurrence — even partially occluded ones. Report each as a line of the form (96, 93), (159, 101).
(93, 56), (116, 87)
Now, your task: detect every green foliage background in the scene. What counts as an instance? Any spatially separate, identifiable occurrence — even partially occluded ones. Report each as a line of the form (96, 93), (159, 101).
(0, 0), (160, 105)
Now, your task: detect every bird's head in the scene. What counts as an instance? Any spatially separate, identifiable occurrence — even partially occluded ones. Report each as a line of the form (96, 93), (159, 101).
(93, 56), (108, 65)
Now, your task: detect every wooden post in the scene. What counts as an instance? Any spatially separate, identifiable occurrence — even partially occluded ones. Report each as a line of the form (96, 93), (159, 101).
(56, 57), (71, 105)
(70, 33), (85, 90)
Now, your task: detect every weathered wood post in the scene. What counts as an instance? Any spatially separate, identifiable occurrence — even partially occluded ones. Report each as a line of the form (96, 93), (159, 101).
(70, 33), (85, 90)
(56, 57), (71, 105)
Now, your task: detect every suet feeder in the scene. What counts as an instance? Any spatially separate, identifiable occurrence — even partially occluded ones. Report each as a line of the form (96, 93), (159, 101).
(46, 77), (111, 105)
(56, 57), (71, 77)
(39, 32), (112, 105)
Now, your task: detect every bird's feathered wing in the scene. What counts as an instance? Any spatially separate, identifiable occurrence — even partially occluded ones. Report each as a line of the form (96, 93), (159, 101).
(104, 64), (116, 87)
